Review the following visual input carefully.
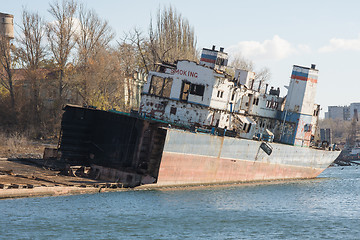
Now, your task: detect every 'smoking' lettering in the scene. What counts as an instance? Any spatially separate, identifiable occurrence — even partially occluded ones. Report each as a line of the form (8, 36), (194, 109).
(171, 69), (198, 78)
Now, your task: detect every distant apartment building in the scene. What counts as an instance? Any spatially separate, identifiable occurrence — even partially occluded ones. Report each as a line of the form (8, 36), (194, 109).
(325, 103), (360, 121)
(349, 102), (360, 120)
(326, 106), (347, 120)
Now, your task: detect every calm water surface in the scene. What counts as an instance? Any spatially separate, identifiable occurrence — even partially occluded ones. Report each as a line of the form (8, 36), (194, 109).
(1, 166), (360, 239)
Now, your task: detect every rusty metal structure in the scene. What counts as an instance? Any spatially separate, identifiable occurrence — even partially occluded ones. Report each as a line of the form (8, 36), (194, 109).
(58, 46), (340, 187)
(0, 12), (14, 40)
(59, 105), (168, 185)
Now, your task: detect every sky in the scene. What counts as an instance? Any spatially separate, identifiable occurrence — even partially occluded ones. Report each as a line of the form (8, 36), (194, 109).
(3, 0), (360, 117)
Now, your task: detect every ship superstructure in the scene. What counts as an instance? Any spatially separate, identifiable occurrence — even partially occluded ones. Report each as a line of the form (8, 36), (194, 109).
(140, 46), (320, 147)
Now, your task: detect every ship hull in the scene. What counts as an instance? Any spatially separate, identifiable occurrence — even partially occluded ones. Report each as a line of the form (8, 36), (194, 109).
(156, 129), (340, 186)
(59, 105), (340, 187)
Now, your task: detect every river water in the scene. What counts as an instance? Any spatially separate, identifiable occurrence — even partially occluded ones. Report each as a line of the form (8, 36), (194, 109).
(1, 166), (360, 239)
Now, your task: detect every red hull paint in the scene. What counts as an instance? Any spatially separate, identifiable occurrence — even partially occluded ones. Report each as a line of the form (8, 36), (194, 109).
(156, 152), (324, 185)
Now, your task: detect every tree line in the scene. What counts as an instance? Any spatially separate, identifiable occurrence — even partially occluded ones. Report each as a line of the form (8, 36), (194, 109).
(0, 1), (269, 140)
(318, 118), (352, 145)
(0, 1), (198, 139)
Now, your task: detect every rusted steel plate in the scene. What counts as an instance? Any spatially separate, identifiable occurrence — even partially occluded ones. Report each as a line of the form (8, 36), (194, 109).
(157, 152), (324, 185)
(157, 128), (339, 185)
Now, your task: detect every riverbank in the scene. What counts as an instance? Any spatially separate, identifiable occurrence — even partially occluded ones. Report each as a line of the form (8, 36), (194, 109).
(0, 157), (129, 199)
(0, 186), (101, 199)
(0, 133), (46, 159)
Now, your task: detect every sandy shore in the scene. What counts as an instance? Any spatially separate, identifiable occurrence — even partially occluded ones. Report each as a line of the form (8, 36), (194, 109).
(0, 186), (102, 199)
(0, 158), (128, 200)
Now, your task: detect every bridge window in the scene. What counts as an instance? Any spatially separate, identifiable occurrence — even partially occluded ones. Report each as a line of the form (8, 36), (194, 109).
(304, 124), (312, 132)
(217, 90), (224, 98)
(190, 84), (205, 96)
(149, 76), (173, 97)
(231, 91), (236, 101)
(266, 100), (278, 109)
(162, 78), (173, 97)
(243, 123), (252, 133)
(180, 81), (191, 101)
(170, 107), (177, 115)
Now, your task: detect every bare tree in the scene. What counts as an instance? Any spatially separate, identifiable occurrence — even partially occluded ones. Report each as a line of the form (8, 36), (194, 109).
(117, 28), (155, 110)
(76, 4), (115, 66)
(255, 67), (271, 85)
(46, 0), (77, 99)
(319, 118), (350, 144)
(149, 5), (197, 64)
(122, 28), (150, 73)
(0, 36), (15, 108)
(16, 10), (46, 70)
(73, 4), (115, 105)
(116, 41), (140, 110)
(230, 55), (254, 72)
(229, 54), (271, 89)
(16, 9), (47, 133)
(72, 47), (124, 110)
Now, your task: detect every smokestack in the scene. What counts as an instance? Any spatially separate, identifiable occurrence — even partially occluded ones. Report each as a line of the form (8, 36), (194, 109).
(311, 64), (316, 69)
(220, 47), (224, 52)
(212, 45), (216, 51)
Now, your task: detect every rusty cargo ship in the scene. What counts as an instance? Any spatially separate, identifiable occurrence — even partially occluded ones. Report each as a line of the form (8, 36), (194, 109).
(58, 46), (340, 187)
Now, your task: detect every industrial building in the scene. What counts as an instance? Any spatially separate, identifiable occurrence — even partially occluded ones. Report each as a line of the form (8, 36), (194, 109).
(0, 12), (14, 39)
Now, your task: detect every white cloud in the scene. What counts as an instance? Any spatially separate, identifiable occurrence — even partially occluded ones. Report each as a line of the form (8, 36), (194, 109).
(319, 35), (360, 52)
(227, 35), (309, 61)
(297, 44), (312, 54)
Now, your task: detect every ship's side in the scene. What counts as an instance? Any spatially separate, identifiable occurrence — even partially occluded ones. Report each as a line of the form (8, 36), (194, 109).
(156, 129), (339, 186)
(58, 105), (340, 187)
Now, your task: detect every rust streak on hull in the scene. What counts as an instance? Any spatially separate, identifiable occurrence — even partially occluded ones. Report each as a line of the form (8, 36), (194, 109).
(157, 152), (324, 186)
